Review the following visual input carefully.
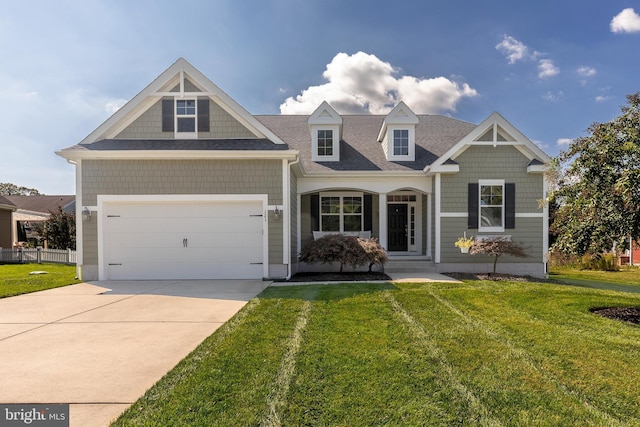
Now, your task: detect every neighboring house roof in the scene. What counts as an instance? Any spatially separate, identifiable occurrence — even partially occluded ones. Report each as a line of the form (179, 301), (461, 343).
(256, 114), (477, 173)
(4, 195), (75, 215)
(0, 195), (16, 211)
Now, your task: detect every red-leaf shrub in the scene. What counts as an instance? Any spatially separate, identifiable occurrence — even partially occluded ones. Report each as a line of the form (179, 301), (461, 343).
(469, 237), (527, 274)
(299, 234), (387, 272)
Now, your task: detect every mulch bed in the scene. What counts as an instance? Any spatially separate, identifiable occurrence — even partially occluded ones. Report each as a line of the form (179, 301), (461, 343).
(590, 307), (640, 324)
(287, 272), (392, 282)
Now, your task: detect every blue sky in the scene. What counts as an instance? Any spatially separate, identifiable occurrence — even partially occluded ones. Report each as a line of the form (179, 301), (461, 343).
(1, 0), (639, 194)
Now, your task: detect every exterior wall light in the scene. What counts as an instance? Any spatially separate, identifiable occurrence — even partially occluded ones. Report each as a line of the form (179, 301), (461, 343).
(274, 206), (281, 220)
(82, 207), (91, 221)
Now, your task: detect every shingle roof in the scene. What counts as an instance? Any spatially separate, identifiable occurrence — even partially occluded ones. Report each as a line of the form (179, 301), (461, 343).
(0, 195), (16, 210)
(64, 139), (290, 152)
(256, 114), (476, 172)
(60, 114), (477, 173)
(4, 195), (75, 214)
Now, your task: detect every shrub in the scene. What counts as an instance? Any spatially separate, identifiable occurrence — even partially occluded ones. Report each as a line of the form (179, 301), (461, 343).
(469, 237), (528, 274)
(578, 253), (619, 271)
(299, 234), (387, 272)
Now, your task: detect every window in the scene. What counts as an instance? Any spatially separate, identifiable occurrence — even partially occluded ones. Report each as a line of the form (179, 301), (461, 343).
(176, 99), (196, 133)
(393, 129), (409, 156)
(162, 98), (209, 136)
(317, 130), (333, 156)
(320, 193), (363, 232)
(479, 181), (504, 231)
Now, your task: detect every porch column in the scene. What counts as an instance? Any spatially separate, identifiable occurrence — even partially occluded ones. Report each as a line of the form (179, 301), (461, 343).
(379, 193), (387, 251)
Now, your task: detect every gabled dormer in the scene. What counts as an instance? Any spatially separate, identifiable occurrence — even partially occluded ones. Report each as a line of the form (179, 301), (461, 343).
(377, 101), (419, 161)
(428, 112), (550, 174)
(308, 101), (342, 162)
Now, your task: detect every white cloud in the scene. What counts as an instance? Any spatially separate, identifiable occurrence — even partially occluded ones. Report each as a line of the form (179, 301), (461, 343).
(557, 138), (573, 146)
(279, 52), (478, 115)
(610, 8), (640, 33)
(595, 95), (612, 102)
(105, 98), (127, 114)
(542, 91), (565, 102)
(495, 35), (532, 64)
(577, 66), (596, 77)
(538, 59), (559, 79)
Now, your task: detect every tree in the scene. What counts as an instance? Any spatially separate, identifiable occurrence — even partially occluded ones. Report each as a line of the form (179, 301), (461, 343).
(549, 93), (640, 255)
(41, 206), (76, 250)
(470, 237), (528, 274)
(0, 183), (41, 195)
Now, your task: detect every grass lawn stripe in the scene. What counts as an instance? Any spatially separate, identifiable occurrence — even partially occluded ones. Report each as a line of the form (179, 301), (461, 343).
(261, 298), (313, 426)
(423, 284), (625, 427)
(394, 283), (622, 425)
(382, 290), (503, 427)
(281, 283), (466, 426)
(431, 281), (640, 423)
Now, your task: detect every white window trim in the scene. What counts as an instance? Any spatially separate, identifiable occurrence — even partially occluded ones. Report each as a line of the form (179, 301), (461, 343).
(175, 98), (197, 139)
(311, 125), (340, 162)
(386, 125), (415, 161)
(319, 191), (364, 232)
(478, 179), (505, 233)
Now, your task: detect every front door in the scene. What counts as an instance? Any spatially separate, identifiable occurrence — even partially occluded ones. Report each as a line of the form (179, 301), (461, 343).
(388, 204), (408, 251)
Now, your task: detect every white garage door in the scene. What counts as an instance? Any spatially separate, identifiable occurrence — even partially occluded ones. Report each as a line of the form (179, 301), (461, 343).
(102, 199), (265, 280)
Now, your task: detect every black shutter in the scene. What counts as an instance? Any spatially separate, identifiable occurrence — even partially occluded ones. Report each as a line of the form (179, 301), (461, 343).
(505, 183), (516, 229)
(310, 194), (320, 231)
(364, 194), (373, 232)
(162, 99), (174, 132)
(197, 98), (209, 132)
(468, 183), (479, 229)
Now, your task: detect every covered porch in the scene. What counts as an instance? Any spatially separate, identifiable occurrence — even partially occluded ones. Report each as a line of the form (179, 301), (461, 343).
(295, 175), (433, 261)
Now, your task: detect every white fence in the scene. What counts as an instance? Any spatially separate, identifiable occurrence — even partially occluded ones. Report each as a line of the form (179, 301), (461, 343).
(0, 248), (77, 265)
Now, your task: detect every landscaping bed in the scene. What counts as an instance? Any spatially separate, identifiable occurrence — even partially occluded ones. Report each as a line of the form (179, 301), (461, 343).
(287, 271), (391, 282)
(591, 306), (640, 324)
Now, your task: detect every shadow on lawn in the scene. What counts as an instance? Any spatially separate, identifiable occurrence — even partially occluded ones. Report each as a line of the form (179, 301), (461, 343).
(260, 281), (398, 301)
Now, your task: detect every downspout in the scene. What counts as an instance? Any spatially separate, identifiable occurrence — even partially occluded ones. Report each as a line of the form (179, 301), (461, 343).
(285, 156), (300, 280)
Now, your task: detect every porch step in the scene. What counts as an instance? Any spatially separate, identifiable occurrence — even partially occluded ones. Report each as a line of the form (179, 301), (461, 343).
(385, 258), (436, 273)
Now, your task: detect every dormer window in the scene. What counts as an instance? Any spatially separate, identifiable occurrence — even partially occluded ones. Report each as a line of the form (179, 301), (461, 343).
(309, 101), (342, 162)
(317, 129), (334, 156)
(378, 101), (418, 161)
(393, 129), (409, 156)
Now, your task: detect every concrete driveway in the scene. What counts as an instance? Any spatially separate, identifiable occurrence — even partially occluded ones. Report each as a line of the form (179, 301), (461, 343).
(0, 280), (269, 426)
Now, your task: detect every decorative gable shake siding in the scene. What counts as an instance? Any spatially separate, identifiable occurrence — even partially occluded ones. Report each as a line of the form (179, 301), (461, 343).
(80, 159), (283, 278)
(116, 99), (256, 140)
(438, 145), (545, 275)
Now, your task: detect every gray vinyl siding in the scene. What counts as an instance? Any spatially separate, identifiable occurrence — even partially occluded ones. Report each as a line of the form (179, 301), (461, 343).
(81, 159), (283, 267)
(440, 145), (543, 213)
(116, 99), (257, 140)
(439, 145), (545, 265)
(300, 194), (312, 250)
(440, 217), (544, 264)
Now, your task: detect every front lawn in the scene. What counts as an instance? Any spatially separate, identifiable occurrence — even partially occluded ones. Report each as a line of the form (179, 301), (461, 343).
(112, 278), (640, 426)
(0, 263), (80, 298)
(550, 266), (640, 292)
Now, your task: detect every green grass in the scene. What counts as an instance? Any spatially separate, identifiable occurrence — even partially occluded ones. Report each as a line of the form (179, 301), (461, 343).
(0, 263), (80, 298)
(112, 279), (640, 426)
(550, 266), (640, 293)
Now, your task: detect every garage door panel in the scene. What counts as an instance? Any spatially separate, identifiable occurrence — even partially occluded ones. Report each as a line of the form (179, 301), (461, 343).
(108, 262), (263, 281)
(103, 200), (265, 280)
